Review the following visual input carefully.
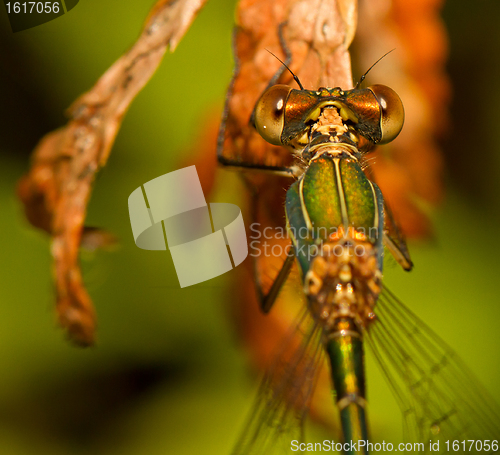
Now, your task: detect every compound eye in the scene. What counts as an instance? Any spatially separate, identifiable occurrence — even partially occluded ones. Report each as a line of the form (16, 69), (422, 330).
(253, 84), (292, 145)
(368, 85), (405, 144)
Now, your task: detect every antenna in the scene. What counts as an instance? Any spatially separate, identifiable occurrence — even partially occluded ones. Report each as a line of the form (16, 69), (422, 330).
(355, 49), (395, 89)
(265, 49), (304, 90)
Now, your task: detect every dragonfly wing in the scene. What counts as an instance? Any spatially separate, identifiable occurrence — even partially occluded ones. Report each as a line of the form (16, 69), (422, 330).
(231, 309), (324, 455)
(367, 287), (500, 448)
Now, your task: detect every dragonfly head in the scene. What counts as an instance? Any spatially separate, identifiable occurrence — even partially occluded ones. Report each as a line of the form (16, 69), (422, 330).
(252, 83), (405, 153)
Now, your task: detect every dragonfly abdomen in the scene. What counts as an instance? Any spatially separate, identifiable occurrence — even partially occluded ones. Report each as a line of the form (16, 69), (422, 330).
(325, 318), (369, 455)
(304, 237), (379, 454)
(304, 237), (381, 329)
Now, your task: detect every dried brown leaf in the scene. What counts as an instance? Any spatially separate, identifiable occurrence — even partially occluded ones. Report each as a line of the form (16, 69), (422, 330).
(17, 0), (207, 346)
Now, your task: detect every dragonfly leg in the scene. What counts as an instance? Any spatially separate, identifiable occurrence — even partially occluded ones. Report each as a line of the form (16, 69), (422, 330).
(248, 22), (296, 126)
(218, 154), (300, 177)
(217, 64), (298, 177)
(247, 190), (296, 313)
(249, 21), (306, 127)
(217, 23), (302, 177)
(256, 249), (295, 313)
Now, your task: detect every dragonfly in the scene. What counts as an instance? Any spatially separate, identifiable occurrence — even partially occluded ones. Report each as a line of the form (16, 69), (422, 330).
(217, 54), (500, 454)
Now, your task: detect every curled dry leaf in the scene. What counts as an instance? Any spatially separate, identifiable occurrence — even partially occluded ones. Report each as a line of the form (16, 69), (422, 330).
(17, 0), (208, 346)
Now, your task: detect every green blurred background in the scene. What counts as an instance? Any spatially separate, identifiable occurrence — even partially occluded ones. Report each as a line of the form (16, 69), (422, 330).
(0, 0), (499, 453)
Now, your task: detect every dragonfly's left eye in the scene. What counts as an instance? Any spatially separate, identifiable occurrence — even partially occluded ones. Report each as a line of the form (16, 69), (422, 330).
(253, 84), (292, 145)
(368, 85), (405, 144)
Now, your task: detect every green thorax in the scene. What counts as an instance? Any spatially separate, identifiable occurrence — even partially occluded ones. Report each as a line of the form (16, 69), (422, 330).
(285, 148), (384, 275)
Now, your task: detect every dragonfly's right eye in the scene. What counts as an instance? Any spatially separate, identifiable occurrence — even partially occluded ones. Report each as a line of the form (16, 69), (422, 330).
(253, 84), (292, 145)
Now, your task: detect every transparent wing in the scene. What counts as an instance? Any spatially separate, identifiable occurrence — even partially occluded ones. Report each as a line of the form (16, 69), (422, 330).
(367, 287), (500, 451)
(231, 309), (324, 455)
